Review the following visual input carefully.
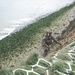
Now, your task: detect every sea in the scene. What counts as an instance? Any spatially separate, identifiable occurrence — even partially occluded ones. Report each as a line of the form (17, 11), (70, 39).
(0, 0), (75, 40)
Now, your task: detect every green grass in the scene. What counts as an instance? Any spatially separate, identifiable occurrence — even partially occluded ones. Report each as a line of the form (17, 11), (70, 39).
(38, 61), (50, 67)
(0, 69), (13, 75)
(0, 2), (75, 59)
(57, 53), (71, 61)
(25, 53), (38, 65)
(68, 71), (75, 75)
(71, 54), (75, 58)
(29, 72), (37, 75)
(70, 43), (75, 47)
(15, 70), (27, 75)
(51, 60), (67, 73)
(21, 61), (32, 70)
(49, 43), (75, 75)
(71, 64), (75, 71)
(50, 71), (61, 75)
(33, 66), (45, 75)
(24, 65), (32, 70)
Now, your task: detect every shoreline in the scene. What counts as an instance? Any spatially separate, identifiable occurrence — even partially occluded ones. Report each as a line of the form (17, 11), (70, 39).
(0, 2), (75, 41)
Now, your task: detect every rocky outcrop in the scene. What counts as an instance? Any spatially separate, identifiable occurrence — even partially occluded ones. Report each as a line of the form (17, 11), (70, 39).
(56, 18), (75, 41)
(62, 18), (75, 37)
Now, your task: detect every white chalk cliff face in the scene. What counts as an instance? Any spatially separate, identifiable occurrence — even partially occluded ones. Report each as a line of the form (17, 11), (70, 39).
(0, 0), (75, 40)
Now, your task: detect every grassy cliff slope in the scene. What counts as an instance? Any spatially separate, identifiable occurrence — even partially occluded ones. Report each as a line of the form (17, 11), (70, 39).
(0, 2), (75, 59)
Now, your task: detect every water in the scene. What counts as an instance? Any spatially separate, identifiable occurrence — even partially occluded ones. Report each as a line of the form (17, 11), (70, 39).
(0, 0), (75, 40)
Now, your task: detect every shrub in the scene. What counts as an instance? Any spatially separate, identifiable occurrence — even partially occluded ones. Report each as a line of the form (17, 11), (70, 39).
(15, 70), (26, 75)
(25, 53), (38, 65)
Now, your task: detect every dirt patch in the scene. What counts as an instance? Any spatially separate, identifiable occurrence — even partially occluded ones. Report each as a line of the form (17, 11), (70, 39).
(46, 18), (75, 59)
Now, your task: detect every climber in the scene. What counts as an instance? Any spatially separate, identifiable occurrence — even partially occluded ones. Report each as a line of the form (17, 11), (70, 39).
(42, 32), (62, 56)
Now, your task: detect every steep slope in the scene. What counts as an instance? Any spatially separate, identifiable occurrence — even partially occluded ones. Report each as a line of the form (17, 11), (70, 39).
(13, 41), (75, 75)
(0, 3), (75, 75)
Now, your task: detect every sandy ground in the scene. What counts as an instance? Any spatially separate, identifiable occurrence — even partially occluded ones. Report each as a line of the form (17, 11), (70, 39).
(1, 6), (75, 70)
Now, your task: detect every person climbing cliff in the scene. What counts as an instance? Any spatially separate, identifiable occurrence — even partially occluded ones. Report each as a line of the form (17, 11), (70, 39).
(42, 32), (62, 56)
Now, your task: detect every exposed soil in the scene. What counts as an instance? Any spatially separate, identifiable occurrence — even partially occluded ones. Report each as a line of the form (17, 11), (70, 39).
(54, 18), (75, 50)
(46, 19), (75, 58)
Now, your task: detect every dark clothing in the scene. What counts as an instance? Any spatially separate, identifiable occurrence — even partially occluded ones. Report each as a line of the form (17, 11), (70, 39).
(44, 35), (59, 46)
(44, 36), (53, 45)
(42, 33), (61, 56)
